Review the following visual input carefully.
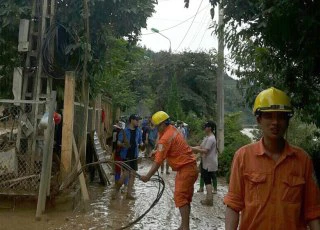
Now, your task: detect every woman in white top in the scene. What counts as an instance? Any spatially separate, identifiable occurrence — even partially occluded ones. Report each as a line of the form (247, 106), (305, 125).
(191, 121), (218, 206)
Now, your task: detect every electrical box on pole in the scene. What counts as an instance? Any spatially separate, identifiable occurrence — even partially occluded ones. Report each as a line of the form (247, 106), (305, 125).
(18, 19), (30, 52)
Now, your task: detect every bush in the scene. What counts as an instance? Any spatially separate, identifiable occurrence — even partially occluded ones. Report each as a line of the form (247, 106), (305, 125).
(286, 116), (320, 185)
(218, 112), (251, 181)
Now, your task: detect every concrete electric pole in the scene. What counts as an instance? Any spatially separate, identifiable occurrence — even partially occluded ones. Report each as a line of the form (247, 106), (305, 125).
(216, 5), (225, 153)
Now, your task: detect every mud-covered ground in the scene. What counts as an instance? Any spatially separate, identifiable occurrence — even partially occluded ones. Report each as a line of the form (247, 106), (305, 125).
(0, 160), (227, 230)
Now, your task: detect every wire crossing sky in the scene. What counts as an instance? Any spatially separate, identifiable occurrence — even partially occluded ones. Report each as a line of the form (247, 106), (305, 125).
(139, 1), (219, 53)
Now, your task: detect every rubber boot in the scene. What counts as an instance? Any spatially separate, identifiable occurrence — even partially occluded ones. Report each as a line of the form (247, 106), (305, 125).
(197, 187), (204, 193)
(197, 177), (204, 192)
(201, 185), (213, 206)
(126, 173), (136, 200)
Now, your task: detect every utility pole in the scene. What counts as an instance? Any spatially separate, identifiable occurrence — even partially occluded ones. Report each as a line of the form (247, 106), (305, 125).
(216, 5), (225, 152)
(15, 0), (56, 219)
(78, 0), (90, 164)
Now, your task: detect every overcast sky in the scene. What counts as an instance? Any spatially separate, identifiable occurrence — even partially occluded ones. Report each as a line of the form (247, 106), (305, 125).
(138, 0), (219, 53)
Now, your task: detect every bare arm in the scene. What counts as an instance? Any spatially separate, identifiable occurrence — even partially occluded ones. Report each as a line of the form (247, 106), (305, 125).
(309, 219), (320, 230)
(225, 206), (239, 230)
(140, 161), (161, 182)
(191, 146), (209, 154)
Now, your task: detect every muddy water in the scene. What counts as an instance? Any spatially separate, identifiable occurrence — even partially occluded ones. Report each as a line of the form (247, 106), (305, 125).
(0, 160), (227, 230)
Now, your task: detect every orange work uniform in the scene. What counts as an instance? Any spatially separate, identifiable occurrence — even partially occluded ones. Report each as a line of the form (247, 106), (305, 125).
(224, 138), (320, 230)
(154, 125), (198, 207)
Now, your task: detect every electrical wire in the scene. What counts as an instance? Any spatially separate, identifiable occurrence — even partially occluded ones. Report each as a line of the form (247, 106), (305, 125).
(141, 4), (210, 36)
(59, 157), (165, 230)
(188, 9), (209, 47)
(197, 20), (212, 50)
(42, 22), (81, 79)
(175, 0), (204, 52)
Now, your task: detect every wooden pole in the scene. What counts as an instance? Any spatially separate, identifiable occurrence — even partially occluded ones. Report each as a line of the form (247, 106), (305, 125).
(72, 135), (89, 202)
(30, 0), (48, 173)
(60, 71), (75, 177)
(92, 100), (96, 133)
(96, 94), (102, 137)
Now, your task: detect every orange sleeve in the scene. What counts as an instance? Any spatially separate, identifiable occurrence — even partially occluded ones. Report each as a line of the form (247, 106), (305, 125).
(303, 157), (320, 221)
(223, 150), (245, 212)
(154, 136), (171, 165)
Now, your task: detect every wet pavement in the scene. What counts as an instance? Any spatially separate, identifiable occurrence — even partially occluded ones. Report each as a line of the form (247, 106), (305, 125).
(54, 159), (226, 230)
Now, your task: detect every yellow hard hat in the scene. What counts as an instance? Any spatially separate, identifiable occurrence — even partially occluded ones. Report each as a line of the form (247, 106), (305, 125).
(152, 111), (170, 125)
(253, 87), (293, 115)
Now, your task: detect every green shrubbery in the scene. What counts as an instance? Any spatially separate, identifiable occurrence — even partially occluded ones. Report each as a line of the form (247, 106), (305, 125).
(218, 113), (251, 181)
(286, 116), (320, 185)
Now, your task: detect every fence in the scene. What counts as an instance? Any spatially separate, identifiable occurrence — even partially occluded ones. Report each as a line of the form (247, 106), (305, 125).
(0, 99), (56, 196)
(73, 98), (115, 152)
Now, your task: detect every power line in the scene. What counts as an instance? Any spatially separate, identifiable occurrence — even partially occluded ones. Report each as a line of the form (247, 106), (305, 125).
(197, 20), (212, 50)
(141, 4), (210, 36)
(188, 9), (208, 47)
(174, 0), (204, 52)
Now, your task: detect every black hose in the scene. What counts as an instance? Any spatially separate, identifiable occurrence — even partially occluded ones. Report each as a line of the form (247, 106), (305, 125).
(59, 158), (165, 230)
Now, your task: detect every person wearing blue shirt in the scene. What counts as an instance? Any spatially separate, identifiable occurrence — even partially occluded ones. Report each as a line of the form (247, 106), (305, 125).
(113, 114), (143, 200)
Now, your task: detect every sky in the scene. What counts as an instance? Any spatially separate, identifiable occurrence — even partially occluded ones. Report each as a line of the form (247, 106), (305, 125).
(138, 0), (219, 53)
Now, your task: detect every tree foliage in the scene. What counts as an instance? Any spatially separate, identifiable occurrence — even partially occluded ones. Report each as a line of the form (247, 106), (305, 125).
(203, 0), (320, 126)
(166, 73), (184, 121)
(0, 0), (157, 99)
(0, 0), (30, 98)
(121, 49), (253, 126)
(144, 50), (219, 118)
(56, 0), (156, 58)
(94, 37), (147, 109)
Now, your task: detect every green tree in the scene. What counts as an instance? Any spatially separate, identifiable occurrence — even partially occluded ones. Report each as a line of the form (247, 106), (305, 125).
(166, 73), (184, 121)
(141, 50), (218, 117)
(286, 115), (319, 158)
(0, 0), (30, 98)
(197, 0), (320, 126)
(0, 0), (157, 99)
(93, 37), (148, 110)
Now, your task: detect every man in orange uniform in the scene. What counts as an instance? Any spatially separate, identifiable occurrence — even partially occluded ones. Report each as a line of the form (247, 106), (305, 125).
(224, 87), (320, 230)
(140, 111), (198, 230)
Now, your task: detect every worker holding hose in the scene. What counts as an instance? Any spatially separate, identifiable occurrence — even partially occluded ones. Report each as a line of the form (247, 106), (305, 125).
(140, 111), (198, 230)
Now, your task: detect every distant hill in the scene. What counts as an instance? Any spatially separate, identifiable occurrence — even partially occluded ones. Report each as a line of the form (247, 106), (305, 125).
(224, 75), (256, 126)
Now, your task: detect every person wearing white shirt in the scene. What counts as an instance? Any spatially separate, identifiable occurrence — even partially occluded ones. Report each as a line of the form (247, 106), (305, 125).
(191, 121), (218, 206)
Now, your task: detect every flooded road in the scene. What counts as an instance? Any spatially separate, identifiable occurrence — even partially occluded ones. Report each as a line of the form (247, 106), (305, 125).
(0, 160), (227, 230)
